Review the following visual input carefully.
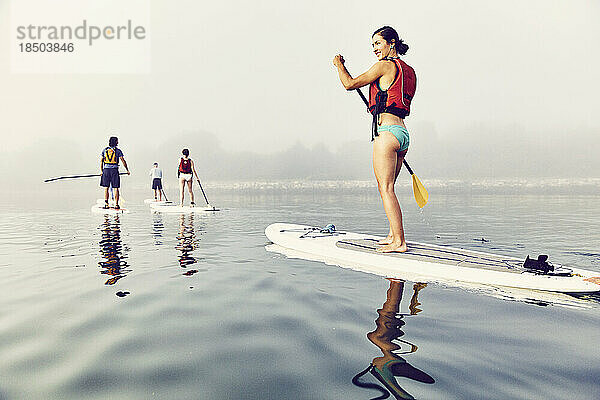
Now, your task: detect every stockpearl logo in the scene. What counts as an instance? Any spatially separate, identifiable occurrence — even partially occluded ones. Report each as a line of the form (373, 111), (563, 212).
(10, 0), (151, 74)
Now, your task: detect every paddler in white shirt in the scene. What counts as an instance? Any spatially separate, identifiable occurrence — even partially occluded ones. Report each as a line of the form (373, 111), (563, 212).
(149, 162), (163, 201)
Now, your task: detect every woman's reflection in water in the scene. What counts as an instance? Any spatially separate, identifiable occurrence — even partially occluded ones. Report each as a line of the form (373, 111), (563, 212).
(98, 215), (131, 285)
(175, 214), (203, 275)
(353, 280), (434, 400)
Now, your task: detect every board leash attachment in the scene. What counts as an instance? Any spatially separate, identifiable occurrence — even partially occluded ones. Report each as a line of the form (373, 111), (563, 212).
(523, 255), (572, 276)
(279, 224), (345, 238)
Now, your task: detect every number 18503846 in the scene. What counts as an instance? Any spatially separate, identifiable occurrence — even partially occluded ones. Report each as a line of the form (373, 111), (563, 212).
(19, 42), (74, 53)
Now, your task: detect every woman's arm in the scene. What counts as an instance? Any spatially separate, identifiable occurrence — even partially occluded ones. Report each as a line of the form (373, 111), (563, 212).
(191, 160), (200, 180)
(333, 55), (390, 90)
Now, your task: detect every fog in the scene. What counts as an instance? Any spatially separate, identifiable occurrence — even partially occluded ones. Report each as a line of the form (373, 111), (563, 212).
(1, 0), (599, 188)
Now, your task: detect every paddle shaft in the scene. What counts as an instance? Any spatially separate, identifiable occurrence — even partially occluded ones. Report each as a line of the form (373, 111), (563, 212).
(161, 188), (169, 202)
(196, 180), (210, 205)
(356, 88), (414, 175)
(44, 172), (127, 183)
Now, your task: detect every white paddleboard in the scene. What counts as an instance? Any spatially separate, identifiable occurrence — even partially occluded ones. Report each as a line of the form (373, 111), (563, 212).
(97, 198), (116, 205)
(144, 199), (173, 205)
(91, 204), (130, 214)
(97, 198), (126, 206)
(150, 203), (219, 213)
(265, 223), (600, 293)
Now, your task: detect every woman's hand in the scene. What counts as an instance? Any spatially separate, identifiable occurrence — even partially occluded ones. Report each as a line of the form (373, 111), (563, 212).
(333, 54), (345, 67)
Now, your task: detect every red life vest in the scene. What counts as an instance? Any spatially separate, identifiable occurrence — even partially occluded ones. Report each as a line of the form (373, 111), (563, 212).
(368, 58), (416, 119)
(179, 158), (192, 174)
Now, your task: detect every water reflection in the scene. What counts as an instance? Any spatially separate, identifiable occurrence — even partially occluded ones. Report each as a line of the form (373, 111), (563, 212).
(98, 215), (131, 285)
(353, 280), (434, 399)
(152, 213), (164, 246)
(175, 214), (204, 274)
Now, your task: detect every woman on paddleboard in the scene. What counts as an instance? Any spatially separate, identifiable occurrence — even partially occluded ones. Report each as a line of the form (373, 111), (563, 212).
(334, 26), (416, 253)
(178, 148), (201, 206)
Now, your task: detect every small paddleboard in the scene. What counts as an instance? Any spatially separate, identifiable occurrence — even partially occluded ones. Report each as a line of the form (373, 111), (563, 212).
(91, 204), (130, 214)
(265, 223), (600, 293)
(150, 203), (219, 213)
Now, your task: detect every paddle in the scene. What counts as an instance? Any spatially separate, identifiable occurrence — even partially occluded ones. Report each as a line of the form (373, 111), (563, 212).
(161, 188), (169, 202)
(355, 87), (429, 208)
(196, 179), (215, 210)
(44, 172), (128, 183)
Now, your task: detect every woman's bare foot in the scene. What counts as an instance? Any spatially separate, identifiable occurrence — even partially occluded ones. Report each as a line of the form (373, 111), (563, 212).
(378, 235), (393, 245)
(377, 241), (408, 253)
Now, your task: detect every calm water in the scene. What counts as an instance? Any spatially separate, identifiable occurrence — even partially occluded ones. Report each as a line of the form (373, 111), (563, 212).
(1, 184), (600, 399)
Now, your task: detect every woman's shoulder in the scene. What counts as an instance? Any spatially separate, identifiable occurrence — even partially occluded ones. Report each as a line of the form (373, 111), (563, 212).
(375, 59), (396, 67)
(370, 60), (397, 76)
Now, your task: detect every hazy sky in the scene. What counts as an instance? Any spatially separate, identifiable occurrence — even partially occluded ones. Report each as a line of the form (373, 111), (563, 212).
(1, 0), (599, 183)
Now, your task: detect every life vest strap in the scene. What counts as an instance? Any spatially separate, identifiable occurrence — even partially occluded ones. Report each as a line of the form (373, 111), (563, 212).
(103, 147), (119, 164)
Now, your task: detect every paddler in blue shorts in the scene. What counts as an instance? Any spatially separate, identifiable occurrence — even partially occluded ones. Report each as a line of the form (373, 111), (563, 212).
(149, 162), (163, 201)
(100, 136), (130, 209)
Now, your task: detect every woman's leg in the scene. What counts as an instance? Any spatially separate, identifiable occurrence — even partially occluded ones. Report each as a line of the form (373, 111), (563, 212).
(187, 180), (195, 204)
(379, 152), (406, 244)
(179, 177), (185, 205)
(373, 132), (407, 253)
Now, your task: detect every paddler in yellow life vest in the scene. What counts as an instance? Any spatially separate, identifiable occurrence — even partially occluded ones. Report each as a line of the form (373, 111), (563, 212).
(100, 136), (130, 209)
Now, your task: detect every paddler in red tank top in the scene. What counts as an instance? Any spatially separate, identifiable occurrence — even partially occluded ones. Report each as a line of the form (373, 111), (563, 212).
(334, 26), (416, 253)
(178, 148), (201, 207)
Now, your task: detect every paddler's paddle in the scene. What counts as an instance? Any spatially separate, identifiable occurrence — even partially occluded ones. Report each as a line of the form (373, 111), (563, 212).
(161, 189), (169, 202)
(355, 87), (429, 208)
(44, 172), (128, 183)
(196, 179), (215, 210)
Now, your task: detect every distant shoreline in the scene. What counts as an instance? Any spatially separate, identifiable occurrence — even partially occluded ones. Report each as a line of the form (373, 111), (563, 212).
(127, 178), (600, 195)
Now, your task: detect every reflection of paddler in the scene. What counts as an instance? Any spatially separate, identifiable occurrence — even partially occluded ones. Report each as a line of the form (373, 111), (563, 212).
(353, 280), (434, 399)
(152, 213), (164, 245)
(175, 214), (198, 268)
(98, 215), (131, 285)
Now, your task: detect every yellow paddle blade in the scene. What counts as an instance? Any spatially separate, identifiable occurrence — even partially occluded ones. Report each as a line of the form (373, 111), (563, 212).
(411, 174), (429, 208)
